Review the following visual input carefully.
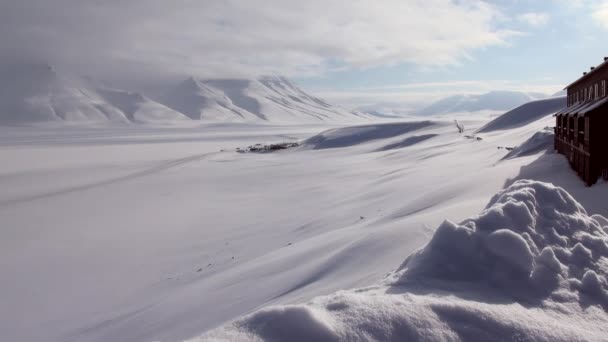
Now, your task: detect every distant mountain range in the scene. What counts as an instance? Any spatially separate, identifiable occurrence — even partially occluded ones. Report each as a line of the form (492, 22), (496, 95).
(414, 91), (548, 116)
(0, 64), (369, 125)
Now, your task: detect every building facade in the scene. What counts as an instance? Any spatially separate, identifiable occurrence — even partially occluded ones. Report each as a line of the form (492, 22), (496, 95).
(555, 57), (608, 186)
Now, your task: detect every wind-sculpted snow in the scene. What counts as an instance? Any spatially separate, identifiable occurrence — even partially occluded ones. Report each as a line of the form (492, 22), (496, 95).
(502, 130), (554, 160)
(200, 180), (608, 342)
(302, 121), (437, 150)
(478, 96), (566, 133)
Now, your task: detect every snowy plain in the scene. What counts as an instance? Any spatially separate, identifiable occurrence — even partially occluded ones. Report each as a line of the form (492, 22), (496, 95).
(2, 96), (608, 342)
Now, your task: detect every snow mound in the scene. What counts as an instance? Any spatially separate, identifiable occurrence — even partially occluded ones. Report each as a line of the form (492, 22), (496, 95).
(199, 180), (608, 342)
(302, 121), (436, 150)
(478, 96), (566, 133)
(502, 130), (554, 160)
(394, 179), (608, 300)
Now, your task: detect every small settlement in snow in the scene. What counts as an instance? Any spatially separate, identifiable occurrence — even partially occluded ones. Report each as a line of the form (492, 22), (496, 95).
(555, 56), (608, 186)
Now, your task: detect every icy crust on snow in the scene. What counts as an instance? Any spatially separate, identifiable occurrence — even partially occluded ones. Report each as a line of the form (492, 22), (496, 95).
(199, 181), (608, 342)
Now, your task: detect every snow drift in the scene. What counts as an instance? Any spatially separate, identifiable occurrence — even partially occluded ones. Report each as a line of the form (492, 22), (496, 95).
(478, 96), (566, 133)
(200, 180), (608, 341)
(502, 130), (554, 160)
(302, 121), (437, 150)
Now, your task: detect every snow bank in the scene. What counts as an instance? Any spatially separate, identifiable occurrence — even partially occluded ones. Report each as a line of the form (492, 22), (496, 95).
(302, 121), (436, 150)
(502, 130), (554, 160)
(478, 96), (565, 133)
(198, 180), (608, 342)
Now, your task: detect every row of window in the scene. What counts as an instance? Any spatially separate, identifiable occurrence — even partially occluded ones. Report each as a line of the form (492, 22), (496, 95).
(556, 115), (586, 143)
(568, 80), (608, 106)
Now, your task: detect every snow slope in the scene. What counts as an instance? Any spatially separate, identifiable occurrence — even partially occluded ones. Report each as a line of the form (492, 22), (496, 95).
(161, 76), (370, 123)
(203, 180), (608, 341)
(478, 96), (566, 133)
(416, 91), (544, 116)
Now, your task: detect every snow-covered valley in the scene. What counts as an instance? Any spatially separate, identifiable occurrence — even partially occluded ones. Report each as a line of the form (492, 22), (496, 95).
(2, 93), (607, 342)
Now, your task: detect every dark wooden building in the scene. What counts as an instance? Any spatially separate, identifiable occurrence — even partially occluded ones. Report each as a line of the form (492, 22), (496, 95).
(555, 57), (608, 186)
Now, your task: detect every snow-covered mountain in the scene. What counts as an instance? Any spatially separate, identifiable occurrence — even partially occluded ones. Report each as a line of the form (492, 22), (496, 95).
(0, 65), (368, 125)
(160, 76), (370, 123)
(415, 91), (546, 116)
(0, 64), (126, 124)
(96, 88), (190, 124)
(0, 64), (189, 125)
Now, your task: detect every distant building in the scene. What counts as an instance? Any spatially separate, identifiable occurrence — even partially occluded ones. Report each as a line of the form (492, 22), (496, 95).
(555, 57), (608, 186)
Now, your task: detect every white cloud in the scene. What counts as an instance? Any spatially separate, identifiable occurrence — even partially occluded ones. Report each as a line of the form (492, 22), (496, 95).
(592, 2), (608, 29)
(517, 12), (550, 27)
(0, 0), (515, 85)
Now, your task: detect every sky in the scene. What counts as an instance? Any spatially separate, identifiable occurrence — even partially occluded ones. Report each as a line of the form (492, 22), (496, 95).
(1, 0), (607, 110)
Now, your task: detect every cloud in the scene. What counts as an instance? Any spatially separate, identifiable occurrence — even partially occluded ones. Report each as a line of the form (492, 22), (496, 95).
(0, 0), (515, 86)
(592, 2), (608, 29)
(517, 12), (550, 27)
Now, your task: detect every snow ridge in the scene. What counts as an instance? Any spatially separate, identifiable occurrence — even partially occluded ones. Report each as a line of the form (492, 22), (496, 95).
(200, 180), (608, 342)
(478, 96), (566, 133)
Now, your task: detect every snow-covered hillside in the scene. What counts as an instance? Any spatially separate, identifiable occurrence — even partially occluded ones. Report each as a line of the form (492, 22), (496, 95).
(0, 64), (128, 124)
(96, 88), (190, 124)
(0, 65), (365, 125)
(0, 64), (190, 125)
(160, 76), (370, 123)
(416, 91), (545, 116)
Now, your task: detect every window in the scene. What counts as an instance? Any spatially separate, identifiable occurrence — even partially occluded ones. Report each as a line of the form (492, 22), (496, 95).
(595, 83), (599, 99)
(584, 88), (587, 101)
(603, 80), (607, 97)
